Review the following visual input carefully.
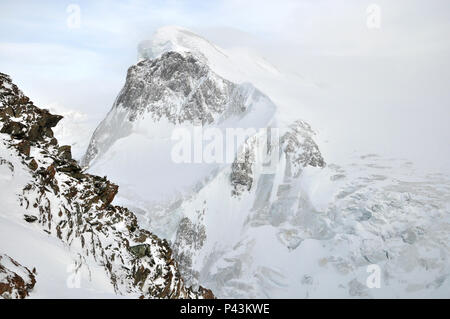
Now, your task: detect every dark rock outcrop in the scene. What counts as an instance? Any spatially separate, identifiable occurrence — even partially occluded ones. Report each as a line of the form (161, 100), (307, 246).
(281, 120), (325, 177)
(230, 138), (256, 197)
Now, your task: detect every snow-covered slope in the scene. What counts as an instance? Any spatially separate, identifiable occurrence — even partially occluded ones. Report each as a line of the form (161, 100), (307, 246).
(82, 26), (450, 298)
(0, 72), (213, 299)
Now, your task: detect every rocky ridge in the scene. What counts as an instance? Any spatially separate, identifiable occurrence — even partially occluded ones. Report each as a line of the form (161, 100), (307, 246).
(0, 72), (213, 299)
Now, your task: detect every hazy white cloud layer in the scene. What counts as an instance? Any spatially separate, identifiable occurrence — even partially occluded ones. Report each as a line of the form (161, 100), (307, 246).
(0, 0), (449, 171)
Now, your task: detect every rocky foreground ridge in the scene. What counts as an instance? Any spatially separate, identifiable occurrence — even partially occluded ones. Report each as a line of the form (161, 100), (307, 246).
(0, 72), (214, 299)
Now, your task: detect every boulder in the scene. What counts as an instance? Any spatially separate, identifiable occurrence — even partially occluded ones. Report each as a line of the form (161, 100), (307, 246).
(23, 215), (38, 223)
(16, 140), (30, 157)
(0, 121), (25, 138)
(28, 159), (38, 171)
(58, 145), (72, 161)
(37, 112), (63, 128)
(129, 244), (151, 258)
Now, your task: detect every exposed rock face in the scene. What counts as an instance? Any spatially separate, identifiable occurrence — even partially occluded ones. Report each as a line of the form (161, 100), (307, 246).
(58, 145), (72, 160)
(0, 73), (62, 143)
(0, 72), (214, 299)
(23, 215), (38, 223)
(172, 217), (207, 286)
(229, 121), (325, 197)
(281, 120), (325, 177)
(0, 254), (36, 299)
(230, 137), (256, 197)
(119, 51), (245, 124)
(82, 51), (268, 168)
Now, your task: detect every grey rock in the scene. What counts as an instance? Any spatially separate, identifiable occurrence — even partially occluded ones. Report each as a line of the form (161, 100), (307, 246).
(281, 120), (325, 177)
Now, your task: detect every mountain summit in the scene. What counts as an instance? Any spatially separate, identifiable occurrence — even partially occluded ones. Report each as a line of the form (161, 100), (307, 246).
(138, 26), (227, 63)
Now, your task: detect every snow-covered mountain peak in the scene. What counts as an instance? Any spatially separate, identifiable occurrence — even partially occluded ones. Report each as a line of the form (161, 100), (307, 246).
(138, 26), (227, 64)
(82, 49), (277, 170)
(138, 26), (284, 88)
(137, 27), (321, 132)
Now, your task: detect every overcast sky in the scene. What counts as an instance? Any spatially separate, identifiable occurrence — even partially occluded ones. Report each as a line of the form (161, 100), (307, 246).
(0, 0), (449, 171)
